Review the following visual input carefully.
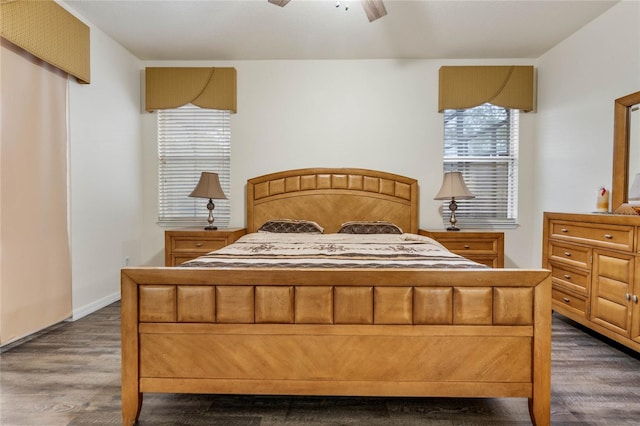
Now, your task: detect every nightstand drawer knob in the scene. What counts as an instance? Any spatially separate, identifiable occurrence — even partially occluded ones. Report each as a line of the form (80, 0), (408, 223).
(564, 274), (571, 280)
(563, 297), (570, 303)
(464, 245), (470, 249)
(561, 228), (568, 233)
(604, 234), (613, 239)
(564, 252), (571, 257)
(196, 243), (203, 247)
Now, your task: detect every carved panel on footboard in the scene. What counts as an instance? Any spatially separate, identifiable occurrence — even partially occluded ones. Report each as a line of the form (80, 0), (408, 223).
(138, 284), (534, 326)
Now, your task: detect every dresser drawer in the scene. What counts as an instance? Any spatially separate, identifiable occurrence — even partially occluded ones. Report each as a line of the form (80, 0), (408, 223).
(549, 261), (589, 295)
(549, 220), (633, 252)
(552, 286), (587, 318)
(548, 241), (591, 270)
(172, 238), (227, 252)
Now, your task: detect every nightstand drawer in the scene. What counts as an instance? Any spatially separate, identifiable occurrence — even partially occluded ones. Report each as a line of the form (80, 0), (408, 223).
(173, 254), (203, 265)
(172, 238), (227, 252)
(436, 239), (496, 254)
(165, 228), (247, 266)
(420, 230), (504, 268)
(466, 256), (501, 268)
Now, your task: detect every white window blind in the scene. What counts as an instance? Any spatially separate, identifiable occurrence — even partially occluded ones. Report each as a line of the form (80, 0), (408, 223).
(442, 103), (519, 227)
(158, 104), (231, 226)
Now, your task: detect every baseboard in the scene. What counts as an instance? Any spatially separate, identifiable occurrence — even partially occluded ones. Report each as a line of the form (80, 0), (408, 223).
(72, 291), (121, 321)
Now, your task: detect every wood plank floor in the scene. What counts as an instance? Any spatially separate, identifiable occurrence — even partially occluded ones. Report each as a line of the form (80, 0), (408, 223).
(2, 302), (640, 425)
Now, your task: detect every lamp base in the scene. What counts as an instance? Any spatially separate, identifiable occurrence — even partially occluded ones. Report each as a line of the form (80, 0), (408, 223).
(446, 198), (460, 231)
(204, 199), (218, 230)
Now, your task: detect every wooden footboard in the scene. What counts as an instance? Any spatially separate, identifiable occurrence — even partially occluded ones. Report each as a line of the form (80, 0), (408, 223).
(121, 268), (551, 426)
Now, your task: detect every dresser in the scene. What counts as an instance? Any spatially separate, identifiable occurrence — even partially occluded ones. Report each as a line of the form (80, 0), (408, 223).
(165, 227), (247, 266)
(542, 212), (640, 352)
(420, 230), (504, 268)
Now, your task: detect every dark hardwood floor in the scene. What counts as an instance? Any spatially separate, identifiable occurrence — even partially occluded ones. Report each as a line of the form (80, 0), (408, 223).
(2, 302), (640, 425)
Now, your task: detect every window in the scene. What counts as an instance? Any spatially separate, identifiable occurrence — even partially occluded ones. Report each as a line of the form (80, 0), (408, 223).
(157, 104), (231, 226)
(442, 103), (519, 228)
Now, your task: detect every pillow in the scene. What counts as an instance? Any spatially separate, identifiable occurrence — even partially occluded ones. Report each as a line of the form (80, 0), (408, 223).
(337, 221), (403, 235)
(258, 219), (324, 234)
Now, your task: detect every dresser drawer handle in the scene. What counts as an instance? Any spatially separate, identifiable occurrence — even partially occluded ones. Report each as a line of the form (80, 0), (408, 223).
(563, 274), (571, 280)
(563, 297), (570, 303)
(561, 228), (568, 233)
(604, 234), (613, 239)
(195, 243), (203, 247)
(463, 245), (470, 249)
(564, 252), (571, 257)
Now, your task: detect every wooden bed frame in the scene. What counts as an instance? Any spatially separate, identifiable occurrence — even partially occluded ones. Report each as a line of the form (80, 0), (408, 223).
(121, 168), (551, 425)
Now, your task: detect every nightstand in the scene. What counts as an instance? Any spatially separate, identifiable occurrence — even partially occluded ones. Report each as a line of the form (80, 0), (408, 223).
(164, 227), (247, 266)
(419, 230), (504, 268)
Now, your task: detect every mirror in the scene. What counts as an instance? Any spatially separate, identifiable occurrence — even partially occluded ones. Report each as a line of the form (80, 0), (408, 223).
(611, 90), (640, 212)
(629, 103), (640, 195)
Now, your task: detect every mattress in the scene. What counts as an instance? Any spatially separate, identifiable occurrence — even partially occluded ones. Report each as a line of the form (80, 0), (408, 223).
(180, 232), (485, 269)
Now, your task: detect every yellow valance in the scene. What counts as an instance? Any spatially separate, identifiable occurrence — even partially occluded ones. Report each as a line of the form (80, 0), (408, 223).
(438, 66), (535, 112)
(0, 0), (90, 84)
(145, 67), (237, 113)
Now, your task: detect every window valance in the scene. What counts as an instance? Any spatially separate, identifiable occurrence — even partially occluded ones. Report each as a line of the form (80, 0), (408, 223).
(0, 0), (90, 84)
(145, 67), (237, 113)
(438, 66), (535, 112)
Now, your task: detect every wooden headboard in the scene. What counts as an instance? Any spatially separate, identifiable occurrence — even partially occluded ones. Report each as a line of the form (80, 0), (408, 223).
(246, 168), (418, 233)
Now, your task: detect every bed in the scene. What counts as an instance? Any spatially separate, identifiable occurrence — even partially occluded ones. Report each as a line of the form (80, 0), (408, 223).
(121, 168), (551, 425)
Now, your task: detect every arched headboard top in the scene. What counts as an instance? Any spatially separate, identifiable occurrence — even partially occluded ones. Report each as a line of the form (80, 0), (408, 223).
(246, 168), (419, 233)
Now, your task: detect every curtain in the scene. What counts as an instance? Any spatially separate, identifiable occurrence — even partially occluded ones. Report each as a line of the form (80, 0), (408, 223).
(145, 67), (237, 112)
(0, 39), (72, 345)
(438, 65), (535, 112)
(0, 0), (90, 84)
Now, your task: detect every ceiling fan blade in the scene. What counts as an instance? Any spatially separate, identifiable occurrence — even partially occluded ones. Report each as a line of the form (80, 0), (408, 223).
(361, 0), (387, 22)
(268, 0), (291, 7)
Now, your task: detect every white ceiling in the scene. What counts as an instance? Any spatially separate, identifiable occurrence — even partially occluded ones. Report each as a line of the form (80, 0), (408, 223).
(63, 0), (620, 61)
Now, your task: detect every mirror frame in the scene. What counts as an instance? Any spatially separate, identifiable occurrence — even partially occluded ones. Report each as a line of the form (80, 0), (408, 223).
(612, 90), (640, 212)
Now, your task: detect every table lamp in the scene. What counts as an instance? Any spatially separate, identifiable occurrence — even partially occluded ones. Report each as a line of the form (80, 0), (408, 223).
(434, 171), (475, 231)
(189, 172), (227, 230)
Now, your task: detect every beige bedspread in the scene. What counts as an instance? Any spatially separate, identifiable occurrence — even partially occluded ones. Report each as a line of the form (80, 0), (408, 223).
(181, 232), (484, 269)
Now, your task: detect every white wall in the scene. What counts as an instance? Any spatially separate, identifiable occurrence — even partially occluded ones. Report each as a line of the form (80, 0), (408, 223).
(67, 17), (143, 318)
(532, 0), (640, 266)
(141, 58), (536, 268)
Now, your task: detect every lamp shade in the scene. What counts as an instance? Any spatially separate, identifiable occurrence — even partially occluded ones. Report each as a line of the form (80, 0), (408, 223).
(630, 173), (640, 201)
(189, 172), (227, 200)
(434, 172), (475, 200)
